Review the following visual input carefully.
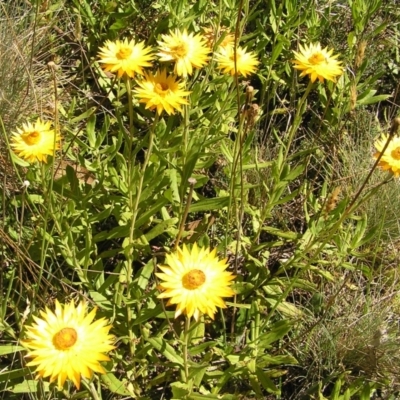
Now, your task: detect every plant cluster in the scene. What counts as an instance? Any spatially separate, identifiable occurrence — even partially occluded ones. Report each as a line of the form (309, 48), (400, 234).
(0, 0), (400, 399)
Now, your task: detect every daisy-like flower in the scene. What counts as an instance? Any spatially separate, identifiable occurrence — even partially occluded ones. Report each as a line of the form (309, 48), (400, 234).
(292, 42), (343, 83)
(202, 26), (235, 50)
(134, 69), (191, 115)
(156, 244), (235, 321)
(215, 46), (259, 77)
(11, 118), (60, 163)
(98, 38), (154, 78)
(157, 29), (210, 78)
(21, 300), (115, 390)
(373, 134), (400, 176)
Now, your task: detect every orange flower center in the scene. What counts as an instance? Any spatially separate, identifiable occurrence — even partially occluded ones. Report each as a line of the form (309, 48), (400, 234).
(182, 269), (206, 290)
(172, 42), (189, 57)
(309, 52), (325, 65)
(53, 327), (78, 350)
(23, 131), (41, 145)
(116, 46), (132, 60)
(391, 146), (400, 160)
(155, 82), (169, 94)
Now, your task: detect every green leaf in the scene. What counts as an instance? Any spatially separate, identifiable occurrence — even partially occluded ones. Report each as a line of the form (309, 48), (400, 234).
(171, 381), (190, 399)
(144, 218), (178, 241)
(257, 320), (292, 347)
(189, 197), (230, 213)
(0, 345), (25, 356)
(259, 354), (298, 366)
(147, 337), (184, 366)
(332, 376), (342, 400)
(86, 114), (96, 148)
(261, 227), (301, 240)
(189, 394), (238, 400)
(10, 151), (30, 167)
(189, 341), (218, 356)
(11, 380), (50, 393)
(132, 305), (163, 326)
(101, 372), (132, 395)
(0, 367), (31, 382)
(70, 106), (96, 123)
(136, 259), (155, 290)
(89, 291), (113, 310)
(256, 368), (280, 394)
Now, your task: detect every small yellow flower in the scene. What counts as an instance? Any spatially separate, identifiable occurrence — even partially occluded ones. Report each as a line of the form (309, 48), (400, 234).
(215, 46), (259, 77)
(21, 300), (115, 389)
(134, 69), (191, 115)
(292, 43), (343, 83)
(374, 134), (400, 176)
(157, 29), (210, 77)
(11, 118), (60, 163)
(156, 244), (235, 321)
(98, 38), (154, 78)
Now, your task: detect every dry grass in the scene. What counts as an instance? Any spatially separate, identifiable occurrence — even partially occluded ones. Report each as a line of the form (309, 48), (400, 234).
(0, 2), (59, 193)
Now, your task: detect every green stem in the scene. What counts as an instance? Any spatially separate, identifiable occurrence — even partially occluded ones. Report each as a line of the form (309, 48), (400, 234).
(129, 114), (158, 245)
(123, 77), (136, 358)
(174, 178), (196, 251)
(284, 80), (314, 160)
(182, 316), (191, 384)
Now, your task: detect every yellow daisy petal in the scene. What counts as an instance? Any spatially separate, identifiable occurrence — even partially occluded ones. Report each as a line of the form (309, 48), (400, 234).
(134, 69), (191, 115)
(157, 29), (210, 77)
(215, 46), (259, 77)
(10, 118), (60, 164)
(292, 42), (343, 83)
(373, 134), (400, 177)
(21, 300), (115, 390)
(98, 38), (154, 78)
(156, 243), (235, 321)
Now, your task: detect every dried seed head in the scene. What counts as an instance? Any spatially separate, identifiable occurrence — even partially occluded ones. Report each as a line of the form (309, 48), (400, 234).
(246, 85), (255, 103)
(324, 187), (341, 215)
(355, 40), (367, 69)
(390, 117), (400, 136)
(242, 103), (261, 127)
(350, 83), (357, 112)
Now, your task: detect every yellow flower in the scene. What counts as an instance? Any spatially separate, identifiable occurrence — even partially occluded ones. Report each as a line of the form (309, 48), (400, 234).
(292, 42), (343, 83)
(11, 118), (60, 163)
(374, 134), (400, 176)
(202, 26), (235, 49)
(156, 244), (235, 321)
(157, 29), (210, 77)
(215, 46), (259, 77)
(134, 69), (191, 115)
(98, 38), (154, 78)
(21, 300), (115, 389)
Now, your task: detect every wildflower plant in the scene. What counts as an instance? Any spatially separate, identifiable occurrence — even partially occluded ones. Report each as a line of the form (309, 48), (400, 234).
(1, 0), (399, 399)
(156, 243), (236, 321)
(292, 42), (343, 83)
(11, 119), (60, 164)
(21, 301), (115, 390)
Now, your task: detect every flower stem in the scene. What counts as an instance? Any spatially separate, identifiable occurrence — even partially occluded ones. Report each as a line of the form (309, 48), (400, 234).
(284, 80), (314, 160)
(182, 316), (191, 384)
(174, 178), (196, 251)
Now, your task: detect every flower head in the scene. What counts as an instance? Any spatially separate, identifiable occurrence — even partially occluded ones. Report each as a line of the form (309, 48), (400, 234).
(215, 46), (259, 77)
(292, 42), (343, 83)
(134, 69), (191, 115)
(98, 39), (154, 78)
(21, 300), (115, 389)
(156, 244), (235, 321)
(374, 134), (400, 176)
(202, 26), (235, 50)
(11, 118), (60, 163)
(157, 29), (210, 77)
